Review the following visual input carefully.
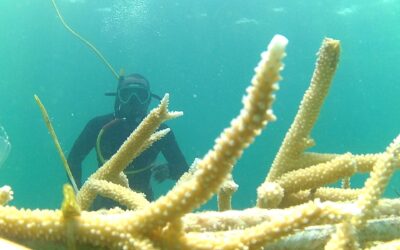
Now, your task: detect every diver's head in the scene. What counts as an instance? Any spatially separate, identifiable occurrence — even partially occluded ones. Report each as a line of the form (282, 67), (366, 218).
(114, 73), (151, 119)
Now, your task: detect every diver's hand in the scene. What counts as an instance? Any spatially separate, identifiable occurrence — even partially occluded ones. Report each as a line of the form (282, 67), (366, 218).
(152, 163), (170, 183)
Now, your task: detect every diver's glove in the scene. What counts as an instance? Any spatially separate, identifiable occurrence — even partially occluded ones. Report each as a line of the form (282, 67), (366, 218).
(152, 163), (170, 183)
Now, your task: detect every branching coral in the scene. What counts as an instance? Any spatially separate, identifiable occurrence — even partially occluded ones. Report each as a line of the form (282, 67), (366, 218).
(0, 35), (399, 249)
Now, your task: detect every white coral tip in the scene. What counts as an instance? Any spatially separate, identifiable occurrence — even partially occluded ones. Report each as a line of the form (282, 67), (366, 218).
(268, 34), (289, 52)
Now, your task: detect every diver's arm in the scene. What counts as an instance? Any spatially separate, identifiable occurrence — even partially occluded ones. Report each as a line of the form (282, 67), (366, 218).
(161, 129), (189, 180)
(67, 118), (101, 188)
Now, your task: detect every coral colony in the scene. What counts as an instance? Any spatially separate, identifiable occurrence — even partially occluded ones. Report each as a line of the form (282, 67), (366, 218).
(1, 35), (399, 249)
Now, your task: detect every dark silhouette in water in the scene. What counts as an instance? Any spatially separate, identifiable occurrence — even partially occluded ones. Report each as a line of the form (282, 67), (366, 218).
(68, 74), (188, 210)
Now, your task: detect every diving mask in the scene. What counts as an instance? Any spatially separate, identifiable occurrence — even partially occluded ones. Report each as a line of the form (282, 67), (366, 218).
(118, 84), (151, 104)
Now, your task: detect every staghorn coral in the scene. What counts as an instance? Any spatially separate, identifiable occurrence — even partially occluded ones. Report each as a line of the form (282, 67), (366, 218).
(0, 35), (399, 249)
(0, 185), (13, 206)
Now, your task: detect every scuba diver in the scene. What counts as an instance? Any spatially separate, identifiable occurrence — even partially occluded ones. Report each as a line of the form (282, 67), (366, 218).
(67, 73), (189, 209)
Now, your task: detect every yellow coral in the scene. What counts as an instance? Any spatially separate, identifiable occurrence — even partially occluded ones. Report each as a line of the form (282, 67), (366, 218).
(264, 38), (341, 183)
(352, 135), (400, 228)
(0, 35), (399, 250)
(0, 185), (13, 205)
(217, 175), (238, 211)
(126, 34), (288, 235)
(77, 94), (181, 210)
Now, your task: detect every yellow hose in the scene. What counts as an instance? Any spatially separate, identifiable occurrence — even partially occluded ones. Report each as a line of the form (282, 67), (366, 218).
(50, 0), (119, 80)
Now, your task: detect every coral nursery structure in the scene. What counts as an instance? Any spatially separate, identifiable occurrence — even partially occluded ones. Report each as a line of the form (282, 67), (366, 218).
(0, 35), (399, 250)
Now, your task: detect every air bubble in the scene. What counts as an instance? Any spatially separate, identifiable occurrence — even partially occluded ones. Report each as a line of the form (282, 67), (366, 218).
(0, 125), (11, 167)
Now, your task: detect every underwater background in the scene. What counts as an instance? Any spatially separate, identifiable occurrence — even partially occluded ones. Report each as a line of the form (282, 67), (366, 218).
(0, 0), (399, 210)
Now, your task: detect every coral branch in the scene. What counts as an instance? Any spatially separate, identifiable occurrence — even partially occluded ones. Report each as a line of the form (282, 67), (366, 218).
(128, 34), (288, 233)
(265, 38), (341, 182)
(0, 35), (398, 250)
(76, 94), (180, 210)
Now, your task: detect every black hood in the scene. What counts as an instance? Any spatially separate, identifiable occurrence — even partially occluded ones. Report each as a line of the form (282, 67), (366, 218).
(114, 73), (150, 119)
(104, 73), (162, 119)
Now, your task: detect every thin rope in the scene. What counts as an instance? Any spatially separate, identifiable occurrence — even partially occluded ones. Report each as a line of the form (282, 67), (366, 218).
(50, 0), (119, 80)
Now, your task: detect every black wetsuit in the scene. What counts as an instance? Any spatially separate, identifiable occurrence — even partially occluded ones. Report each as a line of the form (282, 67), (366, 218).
(67, 113), (188, 209)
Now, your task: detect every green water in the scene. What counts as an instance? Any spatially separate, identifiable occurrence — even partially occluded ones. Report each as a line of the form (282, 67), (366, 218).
(0, 0), (399, 209)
